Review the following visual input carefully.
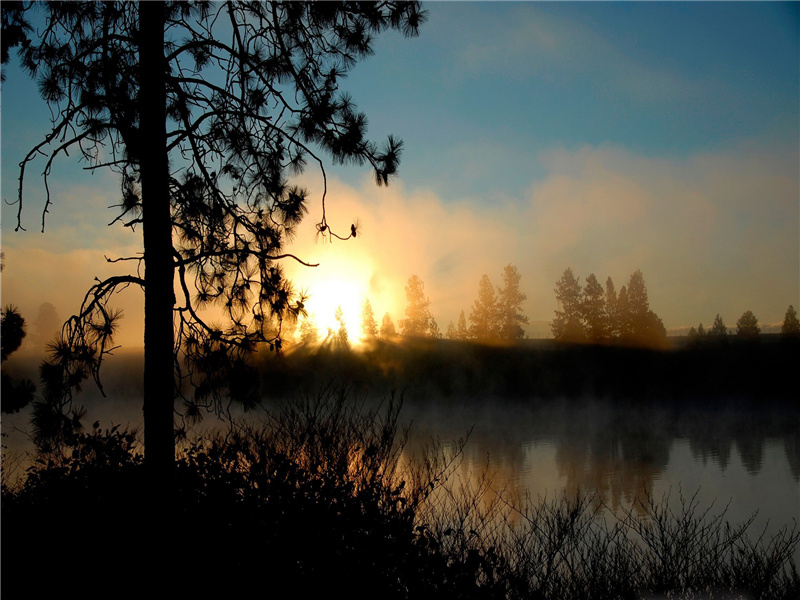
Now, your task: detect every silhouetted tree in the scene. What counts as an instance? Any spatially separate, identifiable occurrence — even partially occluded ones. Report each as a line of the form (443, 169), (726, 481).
(781, 305), (800, 337)
(401, 275), (439, 338)
(360, 299), (378, 340)
(1, 305), (26, 362)
(582, 273), (606, 342)
(298, 316), (319, 346)
(379, 312), (397, 339)
(4, 1), (425, 473)
(334, 305), (349, 346)
(736, 310), (760, 338)
(497, 264), (528, 341)
(604, 276), (619, 338)
(552, 268), (585, 342)
(456, 309), (469, 340)
(709, 314), (729, 338)
(469, 274), (499, 341)
(1, 305), (36, 413)
(615, 270), (666, 347)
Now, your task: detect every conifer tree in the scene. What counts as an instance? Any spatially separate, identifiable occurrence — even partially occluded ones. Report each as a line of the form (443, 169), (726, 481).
(497, 264), (528, 341)
(469, 274), (499, 341)
(3, 1), (425, 472)
(380, 313), (397, 339)
(782, 305), (800, 337)
(456, 309), (469, 340)
(401, 275), (439, 338)
(736, 310), (760, 338)
(361, 298), (378, 340)
(710, 314), (729, 338)
(582, 273), (606, 342)
(552, 268), (585, 342)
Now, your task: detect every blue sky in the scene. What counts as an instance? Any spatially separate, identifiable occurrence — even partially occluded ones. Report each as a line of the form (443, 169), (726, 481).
(1, 1), (798, 346)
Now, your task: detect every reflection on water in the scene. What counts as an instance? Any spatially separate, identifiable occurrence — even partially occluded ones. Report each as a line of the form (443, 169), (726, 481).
(401, 397), (800, 539)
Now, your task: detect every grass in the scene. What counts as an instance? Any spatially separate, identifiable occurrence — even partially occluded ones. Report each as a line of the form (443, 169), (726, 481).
(2, 388), (798, 599)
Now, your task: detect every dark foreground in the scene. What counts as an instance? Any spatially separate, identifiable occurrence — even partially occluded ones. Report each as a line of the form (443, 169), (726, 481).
(2, 391), (798, 599)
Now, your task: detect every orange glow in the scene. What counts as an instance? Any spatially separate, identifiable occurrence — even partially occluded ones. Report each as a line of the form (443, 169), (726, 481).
(296, 249), (388, 346)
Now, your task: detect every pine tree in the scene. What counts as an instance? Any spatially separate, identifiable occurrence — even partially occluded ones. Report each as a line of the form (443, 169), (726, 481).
(361, 299), (378, 339)
(736, 310), (760, 338)
(335, 305), (348, 346)
(469, 274), (499, 341)
(604, 277), (618, 338)
(582, 273), (606, 342)
(380, 313), (397, 339)
(401, 275), (438, 338)
(497, 264), (529, 341)
(3, 1), (425, 472)
(456, 309), (469, 340)
(551, 268), (585, 342)
(710, 314), (729, 338)
(782, 305), (800, 337)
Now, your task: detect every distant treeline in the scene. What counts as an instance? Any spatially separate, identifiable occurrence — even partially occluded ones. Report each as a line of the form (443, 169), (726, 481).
(260, 335), (800, 406)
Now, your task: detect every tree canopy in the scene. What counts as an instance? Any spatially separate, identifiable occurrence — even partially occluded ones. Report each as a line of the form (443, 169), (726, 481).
(3, 1), (426, 470)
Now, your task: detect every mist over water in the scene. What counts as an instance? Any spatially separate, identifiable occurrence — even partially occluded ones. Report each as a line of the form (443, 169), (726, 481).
(3, 341), (797, 559)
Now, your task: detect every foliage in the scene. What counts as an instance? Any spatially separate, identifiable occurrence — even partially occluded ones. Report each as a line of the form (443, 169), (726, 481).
(380, 312), (398, 339)
(1, 305), (36, 413)
(710, 314), (729, 338)
(361, 298), (379, 339)
(781, 305), (800, 337)
(551, 268), (586, 342)
(3, 392), (798, 599)
(401, 275), (440, 339)
(469, 274), (500, 342)
(736, 310), (760, 338)
(4, 1), (426, 462)
(497, 265), (528, 341)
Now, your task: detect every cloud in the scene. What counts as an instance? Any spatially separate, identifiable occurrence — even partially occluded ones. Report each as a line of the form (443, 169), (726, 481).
(2, 140), (796, 349)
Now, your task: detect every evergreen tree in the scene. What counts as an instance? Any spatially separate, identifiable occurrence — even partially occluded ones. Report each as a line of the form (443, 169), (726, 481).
(781, 305), (800, 337)
(334, 305), (349, 346)
(446, 321), (457, 340)
(710, 314), (729, 338)
(736, 310), (760, 338)
(551, 268), (585, 342)
(616, 285), (632, 339)
(456, 309), (469, 340)
(497, 264), (528, 341)
(401, 275), (439, 338)
(299, 316), (319, 346)
(604, 276), (618, 338)
(3, 1), (425, 472)
(380, 313), (397, 339)
(361, 299), (378, 340)
(469, 274), (499, 341)
(582, 273), (607, 342)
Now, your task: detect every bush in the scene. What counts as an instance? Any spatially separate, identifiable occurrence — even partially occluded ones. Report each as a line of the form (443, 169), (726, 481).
(3, 390), (798, 599)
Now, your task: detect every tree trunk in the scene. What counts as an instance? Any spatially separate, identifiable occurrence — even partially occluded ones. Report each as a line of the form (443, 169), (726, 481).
(139, 1), (175, 477)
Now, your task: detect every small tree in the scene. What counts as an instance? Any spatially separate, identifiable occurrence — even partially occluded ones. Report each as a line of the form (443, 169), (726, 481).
(582, 273), (607, 342)
(298, 316), (319, 346)
(380, 313), (397, 339)
(736, 310), (760, 338)
(497, 264), (528, 342)
(401, 275), (439, 338)
(334, 306), (348, 346)
(781, 305), (800, 337)
(709, 314), (729, 338)
(604, 277), (618, 338)
(361, 299), (378, 340)
(469, 274), (499, 342)
(552, 268), (585, 342)
(456, 310), (469, 340)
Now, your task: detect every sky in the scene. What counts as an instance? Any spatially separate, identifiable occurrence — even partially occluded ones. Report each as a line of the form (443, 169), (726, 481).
(1, 1), (798, 349)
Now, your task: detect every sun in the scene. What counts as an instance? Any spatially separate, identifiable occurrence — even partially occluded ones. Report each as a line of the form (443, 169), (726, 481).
(292, 248), (380, 346)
